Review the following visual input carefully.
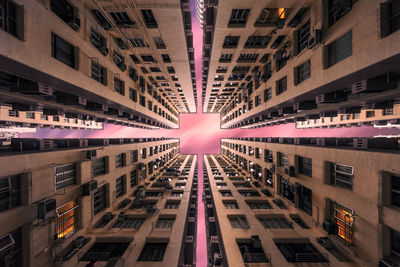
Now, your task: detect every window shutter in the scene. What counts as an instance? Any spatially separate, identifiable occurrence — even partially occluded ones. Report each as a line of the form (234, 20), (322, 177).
(121, 80), (125, 95)
(324, 198), (333, 221)
(380, 1), (390, 38)
(323, 161), (333, 184)
(293, 66), (299, 86)
(16, 4), (25, 41)
(74, 46), (80, 70)
(102, 67), (108, 86)
(293, 30), (299, 56)
(322, 45), (329, 69)
(275, 80), (279, 95)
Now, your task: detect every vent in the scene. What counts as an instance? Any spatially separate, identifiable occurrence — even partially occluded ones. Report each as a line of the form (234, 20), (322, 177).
(185, 236), (194, 243)
(37, 199), (57, 221)
(82, 180), (98, 196)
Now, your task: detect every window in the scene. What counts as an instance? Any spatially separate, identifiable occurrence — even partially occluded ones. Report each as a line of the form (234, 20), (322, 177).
(383, 107), (394, 116)
(153, 36), (165, 49)
(141, 9), (157, 28)
(141, 55), (156, 62)
(140, 148), (147, 159)
(167, 66), (175, 73)
(246, 200), (272, 209)
(391, 174), (400, 207)
(114, 78), (125, 95)
(223, 200), (238, 209)
(228, 215), (249, 228)
(278, 152), (288, 167)
(130, 150), (138, 163)
(237, 239), (269, 263)
(238, 190), (260, 197)
(329, 163), (354, 191)
(220, 190), (232, 197)
(115, 176), (125, 198)
(140, 95), (146, 107)
(138, 242), (167, 261)
(238, 53), (259, 62)
(115, 153), (124, 168)
(129, 88), (137, 102)
(366, 110), (375, 118)
(298, 185), (312, 216)
(275, 241), (327, 262)
(91, 61), (107, 85)
(155, 217), (175, 229)
(0, 228), (22, 266)
(109, 11), (135, 27)
(334, 202), (354, 244)
(216, 66), (228, 73)
(55, 201), (78, 239)
(90, 28), (107, 55)
(55, 163), (76, 191)
(171, 191), (183, 197)
(223, 36), (239, 48)
(129, 37), (148, 47)
(0, 175), (21, 212)
(50, 0), (80, 31)
(276, 76), (287, 95)
(255, 7), (287, 26)
(264, 88), (272, 102)
(113, 216), (144, 229)
(294, 60), (311, 85)
(219, 53), (233, 62)
(1, 0), (25, 40)
(325, 31), (352, 68)
(257, 215), (292, 228)
(93, 185), (107, 215)
(298, 156), (312, 177)
(164, 200), (180, 209)
(295, 20), (310, 54)
(92, 157), (107, 177)
(244, 36), (271, 48)
(130, 170), (137, 188)
(81, 241), (130, 261)
(129, 66), (138, 82)
(161, 54), (171, 63)
(381, 0), (400, 37)
(328, 0), (352, 27)
(228, 9), (250, 27)
(51, 33), (77, 69)
(113, 51), (126, 71)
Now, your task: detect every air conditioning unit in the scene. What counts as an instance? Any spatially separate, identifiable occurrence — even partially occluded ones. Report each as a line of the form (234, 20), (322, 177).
(213, 253), (222, 266)
(251, 235), (261, 248)
(37, 199), (57, 221)
(67, 15), (81, 31)
(322, 220), (337, 234)
(99, 46), (109, 56)
(308, 30), (321, 49)
(269, 164), (275, 173)
(210, 235), (219, 244)
(85, 150), (97, 160)
(0, 233), (15, 253)
(82, 180), (98, 196)
(209, 217), (215, 222)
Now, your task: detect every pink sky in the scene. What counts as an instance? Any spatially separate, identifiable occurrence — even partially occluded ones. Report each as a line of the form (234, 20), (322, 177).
(20, 1), (400, 266)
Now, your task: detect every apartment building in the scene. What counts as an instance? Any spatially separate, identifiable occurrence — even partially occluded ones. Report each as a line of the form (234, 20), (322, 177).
(0, 0), (196, 131)
(204, 137), (400, 266)
(0, 137), (198, 266)
(200, 0), (400, 129)
(0, 105), (103, 130)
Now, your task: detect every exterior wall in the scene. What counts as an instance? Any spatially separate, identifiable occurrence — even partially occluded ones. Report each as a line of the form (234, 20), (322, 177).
(0, 0), (196, 130)
(0, 139), (197, 267)
(218, 138), (400, 266)
(0, 105), (103, 130)
(200, 0), (400, 128)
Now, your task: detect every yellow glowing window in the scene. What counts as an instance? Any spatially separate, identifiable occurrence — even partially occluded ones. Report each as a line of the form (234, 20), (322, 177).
(334, 203), (353, 244)
(278, 8), (287, 19)
(56, 201), (78, 239)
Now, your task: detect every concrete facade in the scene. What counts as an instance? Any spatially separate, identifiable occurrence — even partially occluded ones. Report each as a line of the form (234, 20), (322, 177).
(0, 138), (198, 267)
(202, 137), (400, 266)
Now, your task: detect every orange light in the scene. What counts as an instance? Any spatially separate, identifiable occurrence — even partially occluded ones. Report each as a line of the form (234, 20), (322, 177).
(278, 8), (286, 19)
